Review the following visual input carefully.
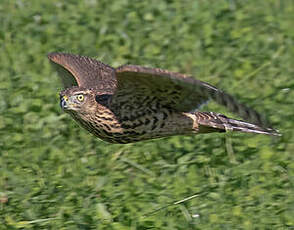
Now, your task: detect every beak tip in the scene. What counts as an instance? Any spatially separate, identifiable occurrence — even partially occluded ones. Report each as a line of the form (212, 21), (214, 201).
(60, 96), (68, 110)
(60, 100), (66, 109)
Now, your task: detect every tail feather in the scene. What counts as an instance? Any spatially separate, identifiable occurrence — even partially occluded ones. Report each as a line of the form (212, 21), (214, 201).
(196, 112), (280, 136)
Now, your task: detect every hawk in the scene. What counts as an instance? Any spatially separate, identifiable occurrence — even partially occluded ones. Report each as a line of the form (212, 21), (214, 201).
(48, 53), (279, 144)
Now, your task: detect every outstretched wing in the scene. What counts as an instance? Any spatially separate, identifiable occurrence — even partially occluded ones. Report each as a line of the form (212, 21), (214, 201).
(48, 53), (117, 90)
(114, 65), (268, 127)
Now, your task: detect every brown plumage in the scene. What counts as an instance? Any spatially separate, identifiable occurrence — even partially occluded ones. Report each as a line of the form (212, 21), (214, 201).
(48, 52), (279, 144)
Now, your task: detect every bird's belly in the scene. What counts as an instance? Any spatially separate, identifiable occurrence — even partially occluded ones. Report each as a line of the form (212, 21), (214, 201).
(75, 110), (195, 144)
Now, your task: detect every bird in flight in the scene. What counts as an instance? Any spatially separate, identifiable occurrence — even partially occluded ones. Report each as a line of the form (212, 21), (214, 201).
(48, 53), (279, 144)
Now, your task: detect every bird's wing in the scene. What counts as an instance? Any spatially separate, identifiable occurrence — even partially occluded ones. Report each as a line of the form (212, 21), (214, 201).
(114, 65), (267, 127)
(48, 53), (117, 90)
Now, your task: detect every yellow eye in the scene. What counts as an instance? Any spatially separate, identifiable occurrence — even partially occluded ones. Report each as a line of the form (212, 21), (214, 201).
(77, 94), (84, 102)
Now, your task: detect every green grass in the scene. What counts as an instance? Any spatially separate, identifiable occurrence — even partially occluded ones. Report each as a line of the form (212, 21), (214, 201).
(0, 0), (293, 229)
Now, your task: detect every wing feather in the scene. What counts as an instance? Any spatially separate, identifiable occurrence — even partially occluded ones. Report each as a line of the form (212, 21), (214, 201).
(115, 65), (268, 127)
(48, 53), (117, 90)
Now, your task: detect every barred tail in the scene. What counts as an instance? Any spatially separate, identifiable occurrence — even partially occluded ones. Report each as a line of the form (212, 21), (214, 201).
(195, 112), (280, 136)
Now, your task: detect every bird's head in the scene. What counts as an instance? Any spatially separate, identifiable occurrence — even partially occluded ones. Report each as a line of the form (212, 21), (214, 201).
(59, 87), (97, 115)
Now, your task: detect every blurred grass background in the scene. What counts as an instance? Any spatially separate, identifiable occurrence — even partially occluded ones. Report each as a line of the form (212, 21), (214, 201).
(0, 0), (293, 229)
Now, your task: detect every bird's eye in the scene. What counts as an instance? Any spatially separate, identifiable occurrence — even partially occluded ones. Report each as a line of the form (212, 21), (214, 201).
(77, 94), (84, 102)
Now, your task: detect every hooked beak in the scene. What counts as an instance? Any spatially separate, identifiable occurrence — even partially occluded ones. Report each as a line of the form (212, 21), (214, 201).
(60, 95), (69, 110)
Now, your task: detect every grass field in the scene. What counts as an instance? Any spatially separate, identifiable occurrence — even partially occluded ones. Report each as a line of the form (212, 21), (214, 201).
(0, 0), (293, 229)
